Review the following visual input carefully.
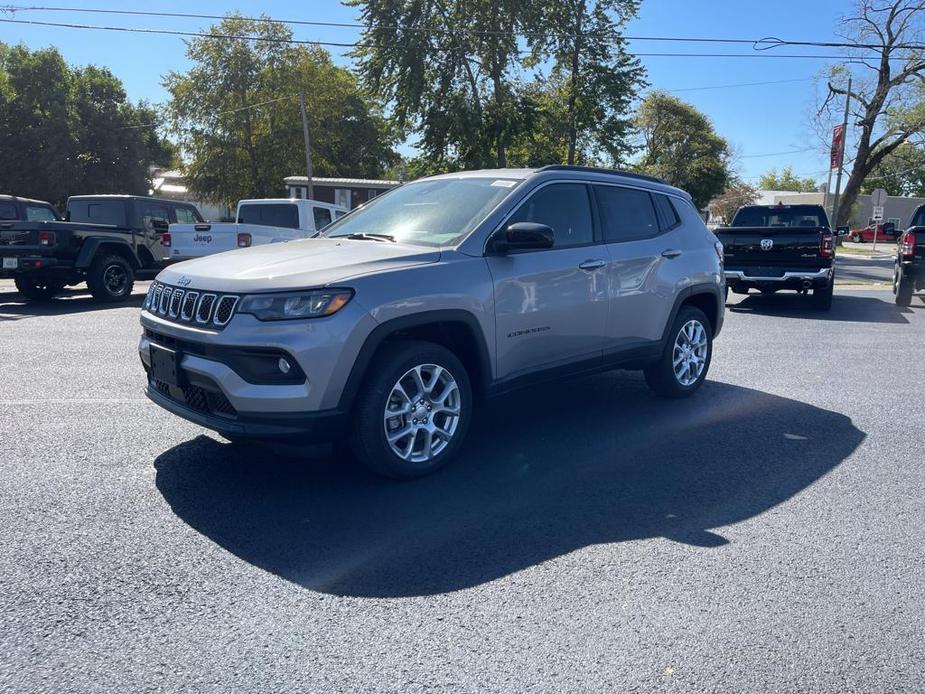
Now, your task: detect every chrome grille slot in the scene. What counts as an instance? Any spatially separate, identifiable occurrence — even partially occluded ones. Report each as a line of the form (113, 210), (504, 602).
(180, 291), (199, 320)
(151, 283), (163, 311)
(159, 286), (173, 314)
(196, 294), (216, 324)
(213, 296), (239, 326)
(169, 289), (185, 317)
(144, 283), (157, 309)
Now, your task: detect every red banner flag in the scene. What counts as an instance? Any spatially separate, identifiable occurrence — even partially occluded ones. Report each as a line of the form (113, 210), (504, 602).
(831, 125), (845, 170)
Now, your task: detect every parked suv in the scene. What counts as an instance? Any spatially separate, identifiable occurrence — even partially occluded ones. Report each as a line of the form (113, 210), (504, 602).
(139, 167), (724, 478)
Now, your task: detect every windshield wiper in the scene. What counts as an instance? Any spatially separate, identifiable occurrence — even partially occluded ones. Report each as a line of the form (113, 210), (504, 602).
(344, 232), (396, 242)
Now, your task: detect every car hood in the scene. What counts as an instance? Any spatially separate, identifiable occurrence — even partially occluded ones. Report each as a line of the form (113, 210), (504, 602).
(156, 237), (441, 293)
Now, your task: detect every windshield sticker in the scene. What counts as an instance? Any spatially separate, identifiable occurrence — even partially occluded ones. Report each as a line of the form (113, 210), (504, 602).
(491, 180), (517, 187)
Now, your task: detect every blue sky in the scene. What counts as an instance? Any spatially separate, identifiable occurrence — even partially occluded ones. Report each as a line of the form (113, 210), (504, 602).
(0, 0), (851, 183)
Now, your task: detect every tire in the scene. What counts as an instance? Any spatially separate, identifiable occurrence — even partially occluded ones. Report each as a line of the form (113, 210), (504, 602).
(14, 275), (65, 301)
(894, 264), (914, 306)
(86, 254), (134, 302)
(811, 279), (834, 311)
(644, 306), (713, 399)
(349, 340), (472, 479)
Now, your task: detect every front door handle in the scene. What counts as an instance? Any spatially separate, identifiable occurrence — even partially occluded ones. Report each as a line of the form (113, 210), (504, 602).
(578, 259), (607, 271)
(661, 249), (682, 259)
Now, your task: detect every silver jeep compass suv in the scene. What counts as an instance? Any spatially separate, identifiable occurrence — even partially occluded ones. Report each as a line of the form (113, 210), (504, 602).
(139, 166), (724, 478)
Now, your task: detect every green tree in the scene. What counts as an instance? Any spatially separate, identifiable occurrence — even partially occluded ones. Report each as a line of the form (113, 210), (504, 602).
(819, 1), (925, 225)
(758, 166), (818, 192)
(860, 142), (925, 197)
(165, 16), (398, 206)
(634, 91), (732, 209)
(708, 182), (759, 225)
(348, 0), (531, 169)
(0, 43), (170, 207)
(524, 0), (645, 165)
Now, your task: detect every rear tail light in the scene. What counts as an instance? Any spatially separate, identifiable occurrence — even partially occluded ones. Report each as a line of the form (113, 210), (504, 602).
(820, 232), (834, 259)
(160, 232), (172, 247)
(237, 232), (252, 248)
(901, 231), (917, 257)
(38, 230), (55, 246)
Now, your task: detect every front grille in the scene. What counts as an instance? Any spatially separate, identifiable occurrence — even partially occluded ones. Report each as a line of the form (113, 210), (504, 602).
(196, 294), (216, 323)
(150, 377), (238, 419)
(143, 281), (239, 330)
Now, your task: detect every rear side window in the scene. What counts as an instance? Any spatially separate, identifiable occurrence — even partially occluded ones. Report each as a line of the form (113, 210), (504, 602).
(509, 183), (593, 248)
(25, 205), (58, 221)
(0, 202), (18, 219)
(595, 185), (660, 243)
(141, 204), (170, 232)
(69, 200), (126, 226)
(238, 203), (299, 229)
(653, 195), (680, 231)
(313, 206), (333, 230)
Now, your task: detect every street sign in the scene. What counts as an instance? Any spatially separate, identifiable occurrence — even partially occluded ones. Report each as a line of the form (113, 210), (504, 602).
(830, 125), (846, 169)
(871, 188), (888, 207)
(872, 206), (884, 222)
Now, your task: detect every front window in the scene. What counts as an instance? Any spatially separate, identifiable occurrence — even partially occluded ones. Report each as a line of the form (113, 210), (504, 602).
(321, 177), (521, 247)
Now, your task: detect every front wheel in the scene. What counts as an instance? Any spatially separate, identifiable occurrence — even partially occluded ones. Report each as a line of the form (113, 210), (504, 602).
(894, 264), (914, 306)
(350, 340), (472, 479)
(644, 306), (713, 399)
(87, 254), (135, 302)
(14, 276), (66, 301)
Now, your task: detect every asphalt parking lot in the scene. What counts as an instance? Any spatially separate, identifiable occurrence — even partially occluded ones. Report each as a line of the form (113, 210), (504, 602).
(2, 278), (924, 693)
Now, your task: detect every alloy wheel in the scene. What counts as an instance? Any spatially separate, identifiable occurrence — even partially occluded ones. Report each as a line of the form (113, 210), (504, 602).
(672, 319), (708, 387)
(383, 364), (461, 463)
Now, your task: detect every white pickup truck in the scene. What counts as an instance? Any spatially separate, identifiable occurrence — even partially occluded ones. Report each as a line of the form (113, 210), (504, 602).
(165, 198), (348, 262)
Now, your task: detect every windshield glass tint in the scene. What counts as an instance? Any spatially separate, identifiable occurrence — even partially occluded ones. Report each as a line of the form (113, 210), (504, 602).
(321, 177), (519, 246)
(732, 206), (829, 228)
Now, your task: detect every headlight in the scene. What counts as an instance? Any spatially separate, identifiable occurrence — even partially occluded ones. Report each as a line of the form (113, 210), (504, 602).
(237, 289), (354, 321)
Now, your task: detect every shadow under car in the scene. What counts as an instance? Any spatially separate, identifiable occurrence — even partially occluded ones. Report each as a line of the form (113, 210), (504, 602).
(154, 371), (865, 598)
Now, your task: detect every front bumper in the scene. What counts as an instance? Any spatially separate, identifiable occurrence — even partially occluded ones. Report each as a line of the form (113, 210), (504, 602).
(144, 382), (346, 442)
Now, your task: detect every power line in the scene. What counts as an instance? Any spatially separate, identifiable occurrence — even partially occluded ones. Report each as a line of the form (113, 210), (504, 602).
(740, 147), (815, 158)
(668, 77), (815, 92)
(118, 95), (296, 130)
(0, 17), (890, 60)
(5, 5), (925, 52)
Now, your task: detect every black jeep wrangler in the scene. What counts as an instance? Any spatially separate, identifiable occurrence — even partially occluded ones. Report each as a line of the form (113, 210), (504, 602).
(0, 195), (203, 302)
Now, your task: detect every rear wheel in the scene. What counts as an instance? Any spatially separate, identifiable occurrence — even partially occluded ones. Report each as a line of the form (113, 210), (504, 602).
(350, 340), (472, 479)
(811, 279), (834, 311)
(644, 306), (712, 399)
(14, 275), (65, 301)
(894, 264), (914, 306)
(87, 254), (134, 302)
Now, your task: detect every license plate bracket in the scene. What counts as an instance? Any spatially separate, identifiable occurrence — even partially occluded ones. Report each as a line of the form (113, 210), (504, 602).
(149, 344), (184, 387)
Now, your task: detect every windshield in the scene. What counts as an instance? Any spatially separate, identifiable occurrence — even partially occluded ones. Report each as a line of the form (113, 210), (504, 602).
(320, 177), (520, 246)
(732, 205), (830, 229)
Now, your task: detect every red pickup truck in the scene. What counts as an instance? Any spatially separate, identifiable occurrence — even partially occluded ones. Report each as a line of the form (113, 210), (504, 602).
(848, 222), (899, 243)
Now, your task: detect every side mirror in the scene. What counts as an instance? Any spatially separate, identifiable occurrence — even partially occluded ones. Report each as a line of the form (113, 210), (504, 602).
(151, 219), (169, 233)
(836, 226), (850, 237)
(490, 222), (554, 254)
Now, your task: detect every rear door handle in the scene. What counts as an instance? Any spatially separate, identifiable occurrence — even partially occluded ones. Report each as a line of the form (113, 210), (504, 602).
(578, 259), (607, 271)
(661, 249), (682, 259)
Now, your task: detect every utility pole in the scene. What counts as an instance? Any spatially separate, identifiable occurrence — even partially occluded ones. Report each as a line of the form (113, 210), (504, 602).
(299, 91), (314, 201)
(831, 75), (852, 227)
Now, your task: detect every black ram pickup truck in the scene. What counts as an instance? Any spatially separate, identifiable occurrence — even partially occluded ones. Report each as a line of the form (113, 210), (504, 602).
(893, 204), (925, 306)
(716, 204), (848, 311)
(0, 195), (203, 302)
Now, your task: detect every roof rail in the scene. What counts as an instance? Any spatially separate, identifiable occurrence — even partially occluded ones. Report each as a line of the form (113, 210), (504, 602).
(536, 165), (667, 185)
